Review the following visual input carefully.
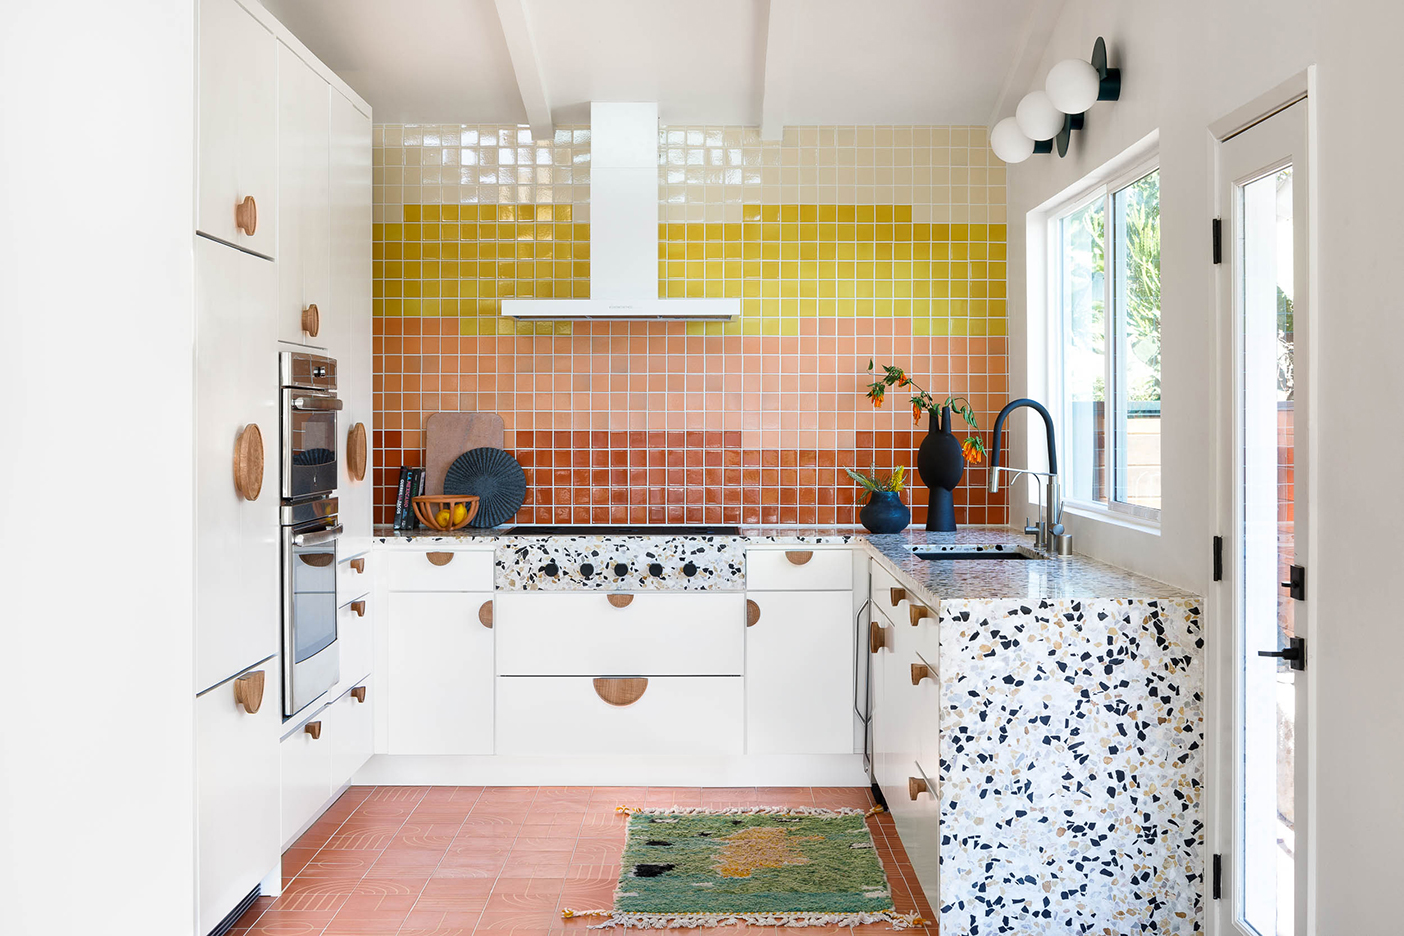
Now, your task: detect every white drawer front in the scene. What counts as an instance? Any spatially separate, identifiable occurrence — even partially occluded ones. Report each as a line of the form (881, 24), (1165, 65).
(387, 548), (493, 591)
(496, 676), (743, 756)
(338, 596), (372, 688)
(281, 714), (332, 846)
(337, 551), (372, 600)
(747, 547), (853, 591)
(495, 592), (744, 676)
(327, 685), (373, 791)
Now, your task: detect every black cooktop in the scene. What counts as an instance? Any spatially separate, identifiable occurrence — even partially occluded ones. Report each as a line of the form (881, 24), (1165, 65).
(505, 524), (741, 536)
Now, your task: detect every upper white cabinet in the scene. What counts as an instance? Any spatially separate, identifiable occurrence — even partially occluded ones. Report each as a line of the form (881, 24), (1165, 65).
(197, 0), (277, 256)
(277, 44), (331, 346)
(194, 237), (279, 693)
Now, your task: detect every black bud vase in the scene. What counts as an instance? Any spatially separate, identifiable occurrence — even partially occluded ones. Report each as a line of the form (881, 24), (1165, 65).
(916, 406), (964, 531)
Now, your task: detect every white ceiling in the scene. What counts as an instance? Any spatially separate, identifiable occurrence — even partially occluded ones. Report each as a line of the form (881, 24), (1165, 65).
(257, 0), (1041, 128)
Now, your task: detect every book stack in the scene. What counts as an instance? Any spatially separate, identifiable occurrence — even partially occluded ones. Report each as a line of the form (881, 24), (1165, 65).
(392, 466), (426, 530)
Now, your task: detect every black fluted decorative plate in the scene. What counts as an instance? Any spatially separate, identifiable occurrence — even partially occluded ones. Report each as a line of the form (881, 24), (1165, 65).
(443, 447), (526, 528)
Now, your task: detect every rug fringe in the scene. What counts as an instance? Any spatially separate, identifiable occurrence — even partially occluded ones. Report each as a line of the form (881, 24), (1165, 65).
(570, 910), (926, 929)
(614, 805), (871, 818)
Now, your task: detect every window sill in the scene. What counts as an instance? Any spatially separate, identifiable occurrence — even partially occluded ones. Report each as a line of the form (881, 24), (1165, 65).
(1063, 502), (1162, 536)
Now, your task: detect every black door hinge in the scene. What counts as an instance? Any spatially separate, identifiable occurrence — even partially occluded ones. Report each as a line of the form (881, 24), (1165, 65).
(1212, 218), (1223, 264)
(1212, 854), (1222, 899)
(1283, 564), (1306, 601)
(1212, 536), (1223, 581)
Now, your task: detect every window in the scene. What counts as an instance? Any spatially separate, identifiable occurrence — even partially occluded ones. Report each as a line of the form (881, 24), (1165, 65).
(1052, 163), (1161, 521)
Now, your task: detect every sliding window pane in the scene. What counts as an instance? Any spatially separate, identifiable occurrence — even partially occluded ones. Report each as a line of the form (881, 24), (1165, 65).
(1112, 169), (1162, 511)
(1060, 199), (1106, 504)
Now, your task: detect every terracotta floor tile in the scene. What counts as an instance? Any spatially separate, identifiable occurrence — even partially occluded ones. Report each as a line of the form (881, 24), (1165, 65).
(243, 908), (337, 934)
(322, 906), (412, 936)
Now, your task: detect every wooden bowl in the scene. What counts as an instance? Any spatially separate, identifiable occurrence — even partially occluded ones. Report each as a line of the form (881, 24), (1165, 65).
(412, 494), (480, 531)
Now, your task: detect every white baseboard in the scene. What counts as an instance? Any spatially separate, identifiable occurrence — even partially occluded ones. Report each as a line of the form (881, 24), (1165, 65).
(351, 754), (870, 787)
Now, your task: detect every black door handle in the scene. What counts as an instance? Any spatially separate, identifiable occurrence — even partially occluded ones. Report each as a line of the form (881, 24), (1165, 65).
(1257, 636), (1306, 671)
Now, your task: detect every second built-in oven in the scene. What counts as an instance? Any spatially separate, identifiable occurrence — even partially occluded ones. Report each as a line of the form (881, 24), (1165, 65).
(281, 353), (340, 502)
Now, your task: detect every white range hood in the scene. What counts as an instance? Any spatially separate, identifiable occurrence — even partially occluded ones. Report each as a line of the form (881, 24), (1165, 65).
(502, 103), (738, 321)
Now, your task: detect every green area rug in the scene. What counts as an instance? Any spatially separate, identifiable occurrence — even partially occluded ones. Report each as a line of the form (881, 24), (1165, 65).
(566, 806), (921, 929)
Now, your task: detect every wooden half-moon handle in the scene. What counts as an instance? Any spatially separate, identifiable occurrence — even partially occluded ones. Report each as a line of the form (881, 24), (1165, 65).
(784, 550), (813, 566)
(350, 600), (366, 617)
(299, 553), (334, 567)
(302, 303), (320, 337)
(233, 670), (265, 714)
(426, 551), (454, 566)
(908, 776), (929, 800)
(746, 599), (761, 627)
(351, 686), (367, 703)
(607, 594), (634, 609)
(869, 619), (890, 654)
(593, 677), (648, 707)
(304, 721), (322, 740)
(233, 424), (264, 501)
(911, 663), (932, 685)
(350, 557), (365, 574)
(889, 587), (906, 607)
(478, 600), (493, 628)
(909, 603), (932, 627)
(347, 423), (367, 482)
(235, 195), (257, 235)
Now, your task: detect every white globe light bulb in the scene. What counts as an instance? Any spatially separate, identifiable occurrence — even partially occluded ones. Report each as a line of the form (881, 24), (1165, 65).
(990, 117), (1034, 164)
(1046, 58), (1100, 114)
(1015, 90), (1064, 142)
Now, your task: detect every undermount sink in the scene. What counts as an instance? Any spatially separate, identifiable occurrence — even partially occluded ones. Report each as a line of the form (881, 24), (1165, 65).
(910, 544), (1043, 561)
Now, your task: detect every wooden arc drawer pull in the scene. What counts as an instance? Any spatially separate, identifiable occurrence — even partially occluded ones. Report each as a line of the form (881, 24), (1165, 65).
(350, 557), (365, 574)
(909, 603), (932, 627)
(478, 600), (493, 628)
(869, 619), (890, 654)
(593, 677), (648, 707)
(911, 663), (933, 685)
(299, 553), (334, 567)
(351, 686), (367, 703)
(233, 670), (265, 714)
(235, 195), (257, 235)
(233, 424), (264, 502)
(607, 594), (634, 609)
(350, 600), (366, 617)
(302, 303), (320, 337)
(426, 551), (454, 567)
(889, 587), (906, 607)
(304, 720), (322, 740)
(908, 776), (929, 801)
(746, 598), (761, 627)
(347, 422), (368, 482)
(784, 550), (813, 566)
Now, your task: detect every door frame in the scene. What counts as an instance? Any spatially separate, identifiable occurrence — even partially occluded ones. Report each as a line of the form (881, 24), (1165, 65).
(1208, 67), (1319, 936)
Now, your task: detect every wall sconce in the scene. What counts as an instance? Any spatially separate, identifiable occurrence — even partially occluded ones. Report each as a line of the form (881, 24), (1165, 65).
(990, 36), (1122, 164)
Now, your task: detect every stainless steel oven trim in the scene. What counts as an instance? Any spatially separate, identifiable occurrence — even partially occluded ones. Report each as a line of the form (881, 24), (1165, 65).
(293, 525), (344, 546)
(282, 515), (341, 718)
(291, 395), (344, 411)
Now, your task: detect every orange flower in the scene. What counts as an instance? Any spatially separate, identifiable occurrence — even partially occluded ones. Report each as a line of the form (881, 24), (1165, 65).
(898, 375), (911, 387)
(872, 391), (884, 408)
(962, 439), (984, 464)
(912, 403), (922, 423)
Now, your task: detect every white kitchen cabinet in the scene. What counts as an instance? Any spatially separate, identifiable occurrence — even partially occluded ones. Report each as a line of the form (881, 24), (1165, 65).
(387, 549), (495, 591)
(496, 676), (744, 756)
(277, 43), (331, 346)
(745, 590), (855, 754)
(338, 592), (372, 691)
(747, 547), (854, 591)
(197, 0), (277, 256)
(329, 89), (374, 536)
(387, 590), (495, 755)
(281, 710), (333, 846)
(194, 237), (279, 694)
(327, 682), (374, 790)
(495, 591), (745, 676)
(197, 660), (279, 935)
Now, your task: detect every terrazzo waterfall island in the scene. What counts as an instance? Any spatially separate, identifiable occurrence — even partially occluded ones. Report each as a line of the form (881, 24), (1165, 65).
(376, 525), (1204, 934)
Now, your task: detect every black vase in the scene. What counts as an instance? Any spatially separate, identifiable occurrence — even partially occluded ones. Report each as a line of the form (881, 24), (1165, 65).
(858, 490), (911, 534)
(916, 406), (964, 532)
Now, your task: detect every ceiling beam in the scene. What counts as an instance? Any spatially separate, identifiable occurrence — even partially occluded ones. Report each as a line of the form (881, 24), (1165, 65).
(493, 0), (553, 140)
(987, 0), (1067, 129)
(759, 0), (799, 142)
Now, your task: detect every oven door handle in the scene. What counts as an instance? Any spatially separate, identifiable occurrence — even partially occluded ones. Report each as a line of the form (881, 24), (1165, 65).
(291, 396), (344, 411)
(292, 525), (344, 546)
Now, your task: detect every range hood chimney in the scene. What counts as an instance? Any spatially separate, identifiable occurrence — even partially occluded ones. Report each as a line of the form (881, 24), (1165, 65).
(502, 103), (738, 321)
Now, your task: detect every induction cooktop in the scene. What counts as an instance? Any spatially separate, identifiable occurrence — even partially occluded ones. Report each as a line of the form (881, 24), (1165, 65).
(504, 524), (741, 536)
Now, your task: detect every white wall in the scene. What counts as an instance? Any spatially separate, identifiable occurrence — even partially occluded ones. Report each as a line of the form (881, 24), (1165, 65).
(0, 3), (197, 935)
(1003, 1), (1403, 931)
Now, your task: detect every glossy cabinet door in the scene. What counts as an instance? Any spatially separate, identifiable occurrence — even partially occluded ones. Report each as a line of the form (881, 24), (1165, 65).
(745, 590), (855, 754)
(196, 0), (277, 255)
(197, 661), (280, 935)
(328, 684), (374, 790)
(281, 712), (333, 846)
(194, 238), (279, 693)
(387, 591), (495, 755)
(329, 89), (374, 536)
(276, 43), (331, 346)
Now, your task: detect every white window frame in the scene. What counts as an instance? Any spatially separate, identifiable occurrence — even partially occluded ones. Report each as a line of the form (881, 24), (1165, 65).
(1047, 155), (1162, 524)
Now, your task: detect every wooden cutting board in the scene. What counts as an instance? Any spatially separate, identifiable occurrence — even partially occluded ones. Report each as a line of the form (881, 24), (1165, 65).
(424, 412), (506, 495)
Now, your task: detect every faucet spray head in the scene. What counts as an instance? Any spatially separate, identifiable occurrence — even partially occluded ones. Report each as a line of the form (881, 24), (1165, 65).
(987, 470), (1000, 494)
